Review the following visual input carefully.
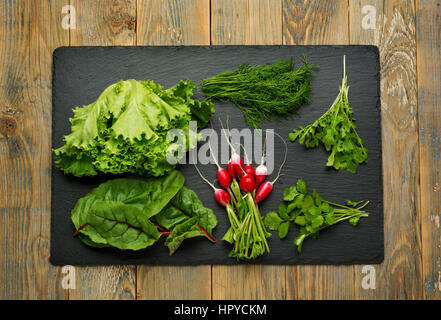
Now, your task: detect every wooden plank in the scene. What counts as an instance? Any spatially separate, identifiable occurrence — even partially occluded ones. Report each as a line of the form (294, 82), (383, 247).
(137, 266), (212, 300)
(67, 0), (137, 300)
(349, 0), (422, 299)
(283, 0), (357, 300)
(210, 0), (286, 300)
(137, 0), (210, 45)
(0, 0), (68, 299)
(69, 266), (136, 299)
(70, 0), (136, 45)
(416, 0), (441, 299)
(283, 0), (348, 45)
(211, 0), (282, 44)
(136, 0), (212, 300)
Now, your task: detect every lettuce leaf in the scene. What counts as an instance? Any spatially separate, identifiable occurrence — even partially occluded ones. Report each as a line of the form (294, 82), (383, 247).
(54, 79), (214, 177)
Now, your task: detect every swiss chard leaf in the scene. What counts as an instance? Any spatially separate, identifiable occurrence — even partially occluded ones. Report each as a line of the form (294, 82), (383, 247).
(71, 170), (184, 244)
(86, 201), (160, 250)
(153, 186), (217, 255)
(71, 172), (217, 255)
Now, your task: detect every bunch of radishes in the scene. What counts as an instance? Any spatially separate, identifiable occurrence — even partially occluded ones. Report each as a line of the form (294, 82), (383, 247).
(194, 123), (287, 260)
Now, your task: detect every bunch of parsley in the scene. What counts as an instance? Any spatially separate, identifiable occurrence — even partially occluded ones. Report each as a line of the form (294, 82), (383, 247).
(264, 178), (370, 253)
(289, 56), (368, 173)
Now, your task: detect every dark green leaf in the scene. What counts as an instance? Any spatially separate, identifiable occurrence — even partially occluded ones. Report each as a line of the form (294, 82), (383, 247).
(154, 186), (218, 254)
(71, 171), (185, 244)
(296, 178), (308, 194)
(301, 195), (314, 213)
(312, 189), (322, 206)
(86, 201), (160, 251)
(311, 215), (324, 229)
(278, 221), (290, 239)
(286, 202), (297, 214)
(264, 211), (284, 230)
(294, 216), (306, 226)
(349, 216), (360, 226)
(278, 204), (290, 220)
(325, 212), (336, 225)
(283, 186), (299, 201)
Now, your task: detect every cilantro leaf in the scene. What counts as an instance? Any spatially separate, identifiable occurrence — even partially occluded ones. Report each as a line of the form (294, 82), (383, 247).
(266, 178), (370, 253)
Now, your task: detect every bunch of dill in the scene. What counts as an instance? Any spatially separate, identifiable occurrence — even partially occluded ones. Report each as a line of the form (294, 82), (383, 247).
(201, 57), (316, 128)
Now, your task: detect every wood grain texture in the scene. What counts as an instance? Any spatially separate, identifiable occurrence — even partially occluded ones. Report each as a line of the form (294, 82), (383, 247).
(68, 266), (136, 299)
(211, 0), (282, 45)
(0, 0), (434, 300)
(0, 0), (68, 299)
(137, 266), (212, 300)
(135, 0), (212, 300)
(350, 0), (422, 299)
(283, 0), (348, 45)
(137, 0), (210, 45)
(67, 0), (137, 300)
(70, 0), (136, 45)
(416, 0), (441, 299)
(283, 0), (357, 300)
(210, 0), (285, 300)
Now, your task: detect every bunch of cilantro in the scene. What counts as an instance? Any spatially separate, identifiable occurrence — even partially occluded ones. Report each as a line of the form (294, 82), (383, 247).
(289, 56), (368, 173)
(264, 178), (370, 253)
(53, 79), (215, 177)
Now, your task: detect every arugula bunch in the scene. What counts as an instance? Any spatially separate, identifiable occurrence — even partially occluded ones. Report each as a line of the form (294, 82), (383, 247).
(289, 56), (368, 173)
(54, 79), (215, 177)
(264, 178), (370, 253)
(201, 57), (315, 129)
(72, 171), (217, 255)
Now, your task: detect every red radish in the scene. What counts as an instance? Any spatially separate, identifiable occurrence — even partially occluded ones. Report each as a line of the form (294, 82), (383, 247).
(214, 188), (230, 206)
(254, 130), (288, 203)
(243, 165), (255, 177)
(217, 168), (231, 189)
(235, 161), (245, 179)
(254, 181), (273, 203)
(255, 164), (267, 186)
(230, 152), (244, 178)
(227, 161), (237, 179)
(193, 163), (230, 207)
(240, 174), (256, 193)
(219, 118), (244, 180)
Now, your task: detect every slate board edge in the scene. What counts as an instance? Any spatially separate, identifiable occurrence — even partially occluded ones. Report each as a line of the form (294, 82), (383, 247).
(50, 45), (384, 266)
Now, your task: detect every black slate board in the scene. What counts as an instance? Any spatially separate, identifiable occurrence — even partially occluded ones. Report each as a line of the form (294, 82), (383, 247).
(51, 46), (383, 265)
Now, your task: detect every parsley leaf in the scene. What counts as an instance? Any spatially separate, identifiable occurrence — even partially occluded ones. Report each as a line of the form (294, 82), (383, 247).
(289, 56), (368, 173)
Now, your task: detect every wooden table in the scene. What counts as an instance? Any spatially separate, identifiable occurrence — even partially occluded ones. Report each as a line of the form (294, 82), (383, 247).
(0, 0), (439, 300)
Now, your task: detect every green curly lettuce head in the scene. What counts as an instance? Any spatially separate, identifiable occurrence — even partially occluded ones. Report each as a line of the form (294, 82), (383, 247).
(53, 79), (214, 177)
